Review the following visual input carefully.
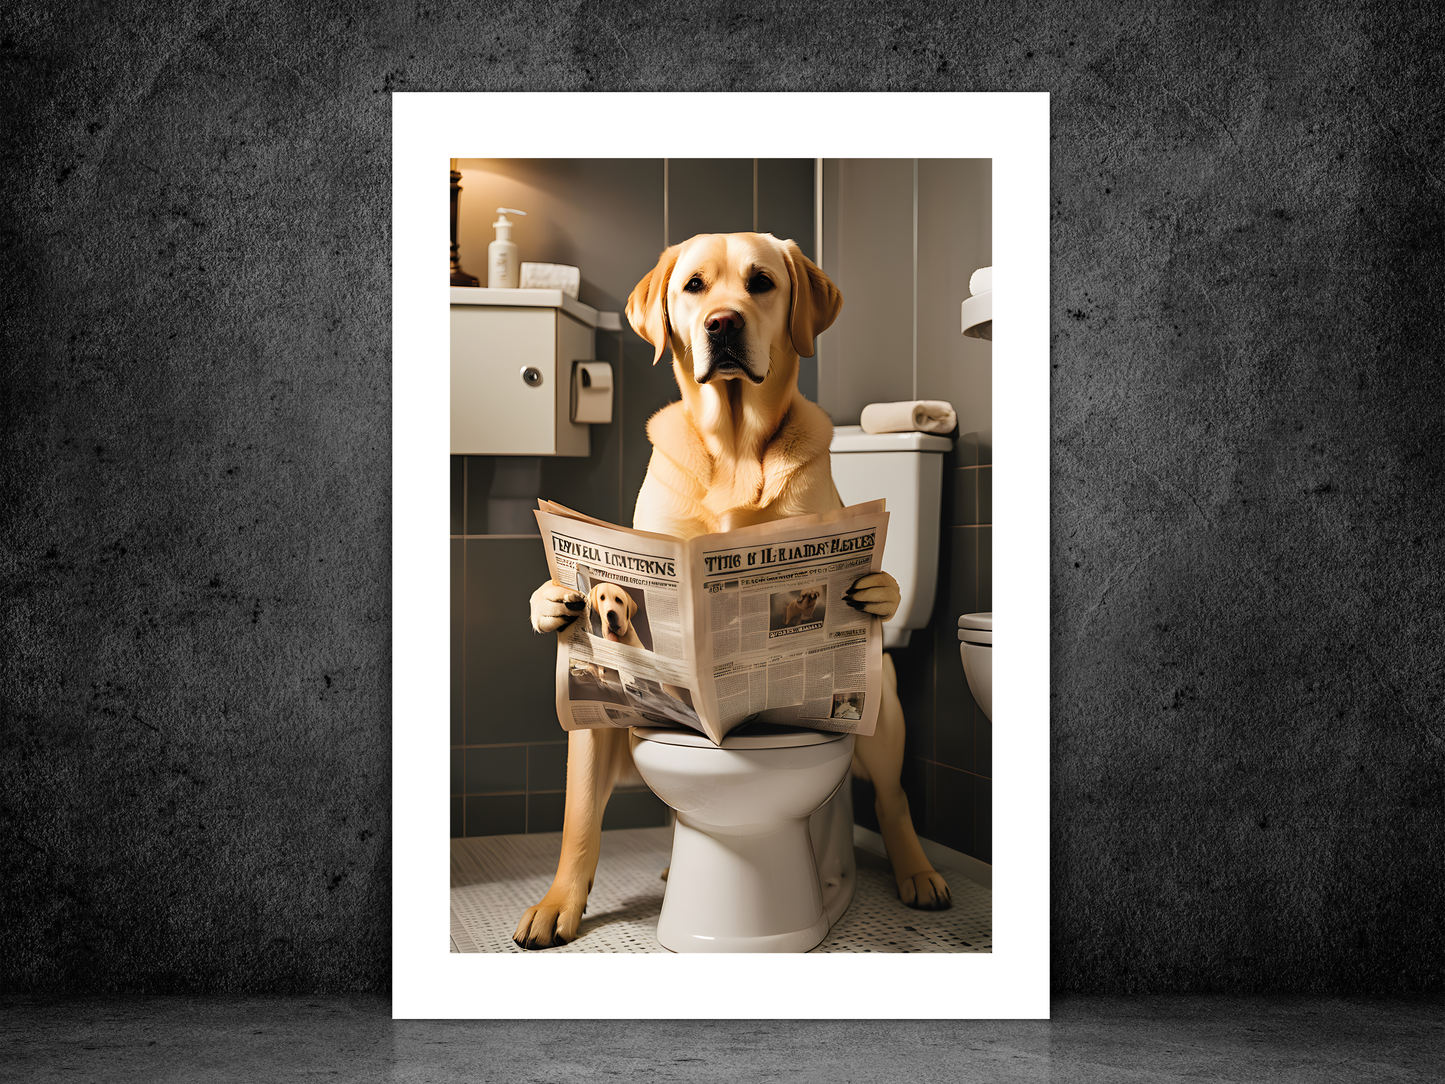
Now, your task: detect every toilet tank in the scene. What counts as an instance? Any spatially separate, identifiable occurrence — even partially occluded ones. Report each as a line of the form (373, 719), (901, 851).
(829, 426), (952, 649)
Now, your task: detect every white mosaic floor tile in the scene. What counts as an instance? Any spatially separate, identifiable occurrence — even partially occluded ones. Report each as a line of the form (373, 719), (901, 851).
(450, 827), (991, 954)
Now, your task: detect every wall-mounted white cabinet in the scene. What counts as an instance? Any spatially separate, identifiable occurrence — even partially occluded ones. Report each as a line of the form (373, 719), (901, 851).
(451, 287), (614, 457)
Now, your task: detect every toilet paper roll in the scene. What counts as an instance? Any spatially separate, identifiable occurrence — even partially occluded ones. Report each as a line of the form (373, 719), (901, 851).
(519, 262), (581, 299)
(859, 400), (958, 435)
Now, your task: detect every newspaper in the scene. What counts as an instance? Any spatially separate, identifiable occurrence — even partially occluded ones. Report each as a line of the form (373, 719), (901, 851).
(534, 499), (890, 745)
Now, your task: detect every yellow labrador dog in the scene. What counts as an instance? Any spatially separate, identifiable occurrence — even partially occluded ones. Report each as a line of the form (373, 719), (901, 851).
(517, 233), (950, 949)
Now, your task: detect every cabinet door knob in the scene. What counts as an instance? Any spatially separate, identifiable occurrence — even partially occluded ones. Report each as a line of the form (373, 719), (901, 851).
(520, 366), (543, 387)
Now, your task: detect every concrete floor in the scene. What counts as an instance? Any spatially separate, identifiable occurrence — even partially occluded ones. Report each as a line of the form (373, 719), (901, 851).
(2, 996), (1440, 1081)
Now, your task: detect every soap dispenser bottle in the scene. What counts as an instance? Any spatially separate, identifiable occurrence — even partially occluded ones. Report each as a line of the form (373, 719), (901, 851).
(488, 207), (527, 288)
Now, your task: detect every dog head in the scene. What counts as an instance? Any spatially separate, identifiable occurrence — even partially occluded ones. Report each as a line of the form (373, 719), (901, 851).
(795, 588), (820, 608)
(626, 233), (842, 386)
(588, 582), (638, 640)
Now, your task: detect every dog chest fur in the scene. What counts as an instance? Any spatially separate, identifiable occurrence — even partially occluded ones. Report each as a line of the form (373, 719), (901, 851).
(636, 398), (840, 538)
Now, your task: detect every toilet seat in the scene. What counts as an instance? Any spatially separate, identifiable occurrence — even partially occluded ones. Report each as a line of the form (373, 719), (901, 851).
(634, 722), (848, 750)
(957, 612), (993, 722)
(957, 612), (993, 645)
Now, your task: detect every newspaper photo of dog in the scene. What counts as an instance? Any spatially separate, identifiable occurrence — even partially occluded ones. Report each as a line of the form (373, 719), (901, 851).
(572, 564), (696, 728)
(768, 584), (826, 635)
(575, 564), (654, 651)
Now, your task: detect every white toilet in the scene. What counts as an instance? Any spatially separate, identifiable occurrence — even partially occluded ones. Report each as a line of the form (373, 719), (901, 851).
(957, 613), (993, 720)
(630, 724), (857, 953)
(628, 425), (951, 952)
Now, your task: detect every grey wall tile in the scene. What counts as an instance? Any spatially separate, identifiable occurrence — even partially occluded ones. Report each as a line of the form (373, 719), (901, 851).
(462, 538), (563, 745)
(759, 158), (820, 403)
(621, 338), (683, 526)
(947, 526), (980, 624)
(978, 526), (991, 613)
(463, 456), (494, 537)
(451, 539), (464, 745)
(527, 742), (568, 793)
(819, 159), (916, 424)
(797, 357), (819, 407)
(484, 457), (542, 536)
(916, 159), (992, 451)
(945, 430), (979, 469)
(527, 791), (565, 834)
(936, 526), (982, 775)
(933, 765), (979, 859)
(451, 797), (464, 841)
(892, 626), (935, 762)
(935, 684), (977, 774)
(465, 794), (526, 838)
(978, 466), (991, 525)
(450, 748), (463, 795)
(464, 746), (526, 795)
(973, 775), (992, 865)
(975, 709), (992, 780)
(851, 778), (879, 834)
(450, 457), (465, 535)
(817, 158), (841, 414)
(667, 159), (753, 243)
(946, 467), (978, 526)
(901, 754), (932, 838)
(601, 789), (669, 831)
(757, 158), (816, 257)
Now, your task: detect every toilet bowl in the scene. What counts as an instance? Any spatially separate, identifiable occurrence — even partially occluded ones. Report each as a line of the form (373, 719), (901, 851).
(630, 723), (857, 953)
(957, 612), (992, 721)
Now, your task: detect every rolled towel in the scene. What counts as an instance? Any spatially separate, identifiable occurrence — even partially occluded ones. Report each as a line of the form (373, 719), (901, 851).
(519, 262), (581, 299)
(860, 400), (957, 435)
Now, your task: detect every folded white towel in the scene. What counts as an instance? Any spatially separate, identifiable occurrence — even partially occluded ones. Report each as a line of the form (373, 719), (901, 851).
(519, 262), (581, 299)
(860, 400), (957, 435)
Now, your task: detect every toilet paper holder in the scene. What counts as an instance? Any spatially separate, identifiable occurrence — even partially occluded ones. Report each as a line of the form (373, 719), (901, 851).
(571, 361), (613, 424)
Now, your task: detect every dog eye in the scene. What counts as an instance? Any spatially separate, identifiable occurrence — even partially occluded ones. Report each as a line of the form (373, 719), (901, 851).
(747, 274), (774, 294)
(684, 276), (704, 293)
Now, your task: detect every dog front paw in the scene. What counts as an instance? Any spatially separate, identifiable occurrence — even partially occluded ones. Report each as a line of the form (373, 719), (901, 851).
(530, 580), (585, 634)
(513, 886), (588, 950)
(845, 572), (900, 622)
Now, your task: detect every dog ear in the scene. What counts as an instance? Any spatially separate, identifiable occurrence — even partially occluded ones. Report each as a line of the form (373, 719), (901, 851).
(626, 592), (637, 618)
(781, 240), (842, 360)
(627, 244), (682, 365)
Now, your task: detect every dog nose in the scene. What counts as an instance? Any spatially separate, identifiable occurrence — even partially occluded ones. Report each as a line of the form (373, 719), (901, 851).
(705, 310), (743, 336)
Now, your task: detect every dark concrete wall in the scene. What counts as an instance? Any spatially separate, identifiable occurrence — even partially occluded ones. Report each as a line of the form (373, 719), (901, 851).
(2, 3), (1442, 994)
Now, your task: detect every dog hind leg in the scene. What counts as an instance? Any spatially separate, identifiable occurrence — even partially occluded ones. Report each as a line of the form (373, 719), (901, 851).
(851, 653), (952, 910)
